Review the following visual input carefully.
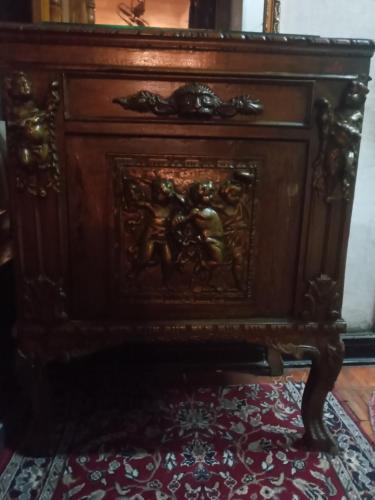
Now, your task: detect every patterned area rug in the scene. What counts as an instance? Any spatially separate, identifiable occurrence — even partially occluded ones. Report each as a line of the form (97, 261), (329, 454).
(0, 382), (374, 499)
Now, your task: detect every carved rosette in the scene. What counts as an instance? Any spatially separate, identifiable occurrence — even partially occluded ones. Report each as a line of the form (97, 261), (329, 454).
(313, 77), (369, 203)
(4, 71), (61, 198)
(24, 275), (67, 323)
(302, 274), (340, 323)
(113, 82), (264, 119)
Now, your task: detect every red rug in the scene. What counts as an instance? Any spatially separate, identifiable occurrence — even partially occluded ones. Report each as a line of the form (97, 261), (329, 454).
(1, 382), (374, 499)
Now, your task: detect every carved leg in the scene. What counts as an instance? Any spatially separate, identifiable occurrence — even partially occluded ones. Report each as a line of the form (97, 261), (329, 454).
(300, 337), (344, 454)
(15, 351), (52, 455)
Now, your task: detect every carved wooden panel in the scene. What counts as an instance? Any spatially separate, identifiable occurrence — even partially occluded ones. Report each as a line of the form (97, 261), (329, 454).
(112, 156), (259, 303)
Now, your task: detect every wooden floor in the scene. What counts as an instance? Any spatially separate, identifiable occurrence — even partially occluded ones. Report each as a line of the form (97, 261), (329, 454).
(180, 364), (375, 445)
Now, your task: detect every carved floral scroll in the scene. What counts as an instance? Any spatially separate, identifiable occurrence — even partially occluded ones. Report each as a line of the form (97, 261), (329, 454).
(113, 82), (264, 119)
(302, 274), (340, 323)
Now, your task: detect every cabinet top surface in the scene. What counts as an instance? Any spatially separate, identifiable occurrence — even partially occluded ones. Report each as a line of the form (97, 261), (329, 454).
(0, 22), (374, 54)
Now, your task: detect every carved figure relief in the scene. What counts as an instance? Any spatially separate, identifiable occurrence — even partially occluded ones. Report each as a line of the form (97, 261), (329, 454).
(313, 77), (369, 203)
(4, 72), (61, 198)
(302, 274), (340, 323)
(113, 157), (258, 299)
(24, 275), (67, 323)
(113, 82), (263, 119)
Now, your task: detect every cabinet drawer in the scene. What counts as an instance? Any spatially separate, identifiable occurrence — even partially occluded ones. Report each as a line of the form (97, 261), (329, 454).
(64, 74), (314, 127)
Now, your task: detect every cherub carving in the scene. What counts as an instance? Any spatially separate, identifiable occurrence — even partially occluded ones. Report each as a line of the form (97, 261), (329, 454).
(5, 71), (60, 197)
(173, 180), (224, 282)
(122, 176), (184, 285)
(218, 179), (252, 290)
(314, 78), (369, 202)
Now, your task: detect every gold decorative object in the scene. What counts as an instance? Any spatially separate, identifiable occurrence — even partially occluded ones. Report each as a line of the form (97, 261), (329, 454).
(4, 72), (61, 198)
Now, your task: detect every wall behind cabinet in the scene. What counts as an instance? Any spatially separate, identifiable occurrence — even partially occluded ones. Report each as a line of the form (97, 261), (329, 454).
(279, 0), (375, 331)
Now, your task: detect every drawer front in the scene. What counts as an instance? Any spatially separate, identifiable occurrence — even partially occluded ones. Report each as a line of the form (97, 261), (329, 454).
(66, 135), (306, 320)
(64, 74), (314, 127)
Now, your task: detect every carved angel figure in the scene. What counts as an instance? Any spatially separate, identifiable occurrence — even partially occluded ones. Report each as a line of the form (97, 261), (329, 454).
(5, 71), (60, 197)
(122, 176), (184, 285)
(218, 179), (252, 290)
(173, 181), (224, 282)
(314, 78), (369, 202)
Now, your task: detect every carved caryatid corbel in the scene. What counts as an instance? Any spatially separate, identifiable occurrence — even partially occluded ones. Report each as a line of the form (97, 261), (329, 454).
(24, 275), (67, 323)
(4, 71), (61, 198)
(302, 274), (340, 323)
(113, 82), (264, 119)
(313, 77), (369, 203)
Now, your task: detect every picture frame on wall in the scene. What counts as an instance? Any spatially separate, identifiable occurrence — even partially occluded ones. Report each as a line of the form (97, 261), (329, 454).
(32, 0), (280, 33)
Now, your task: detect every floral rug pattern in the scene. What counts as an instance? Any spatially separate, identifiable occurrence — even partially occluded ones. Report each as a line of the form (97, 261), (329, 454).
(0, 382), (374, 499)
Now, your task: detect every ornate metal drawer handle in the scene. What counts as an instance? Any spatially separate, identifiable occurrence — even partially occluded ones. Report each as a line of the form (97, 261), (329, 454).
(113, 82), (263, 119)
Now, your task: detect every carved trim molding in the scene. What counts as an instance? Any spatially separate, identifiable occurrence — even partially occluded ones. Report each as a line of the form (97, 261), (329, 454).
(113, 82), (263, 119)
(24, 275), (67, 323)
(2, 23), (373, 49)
(4, 71), (61, 198)
(302, 274), (340, 323)
(313, 77), (369, 203)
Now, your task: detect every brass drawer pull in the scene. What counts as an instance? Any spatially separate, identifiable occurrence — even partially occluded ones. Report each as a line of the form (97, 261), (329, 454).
(113, 82), (263, 119)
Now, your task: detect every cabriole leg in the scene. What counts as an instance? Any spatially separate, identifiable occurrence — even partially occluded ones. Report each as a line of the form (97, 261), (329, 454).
(300, 336), (344, 454)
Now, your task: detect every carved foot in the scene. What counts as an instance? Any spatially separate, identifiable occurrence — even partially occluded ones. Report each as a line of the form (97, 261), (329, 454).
(300, 337), (344, 454)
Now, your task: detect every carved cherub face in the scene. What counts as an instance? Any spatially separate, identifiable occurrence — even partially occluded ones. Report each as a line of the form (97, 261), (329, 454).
(191, 181), (215, 205)
(219, 181), (243, 205)
(8, 72), (33, 101)
(344, 80), (369, 107)
(174, 84), (220, 117)
(151, 178), (175, 205)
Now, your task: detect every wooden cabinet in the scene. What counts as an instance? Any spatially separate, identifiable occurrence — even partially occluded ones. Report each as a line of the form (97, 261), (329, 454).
(0, 23), (373, 453)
